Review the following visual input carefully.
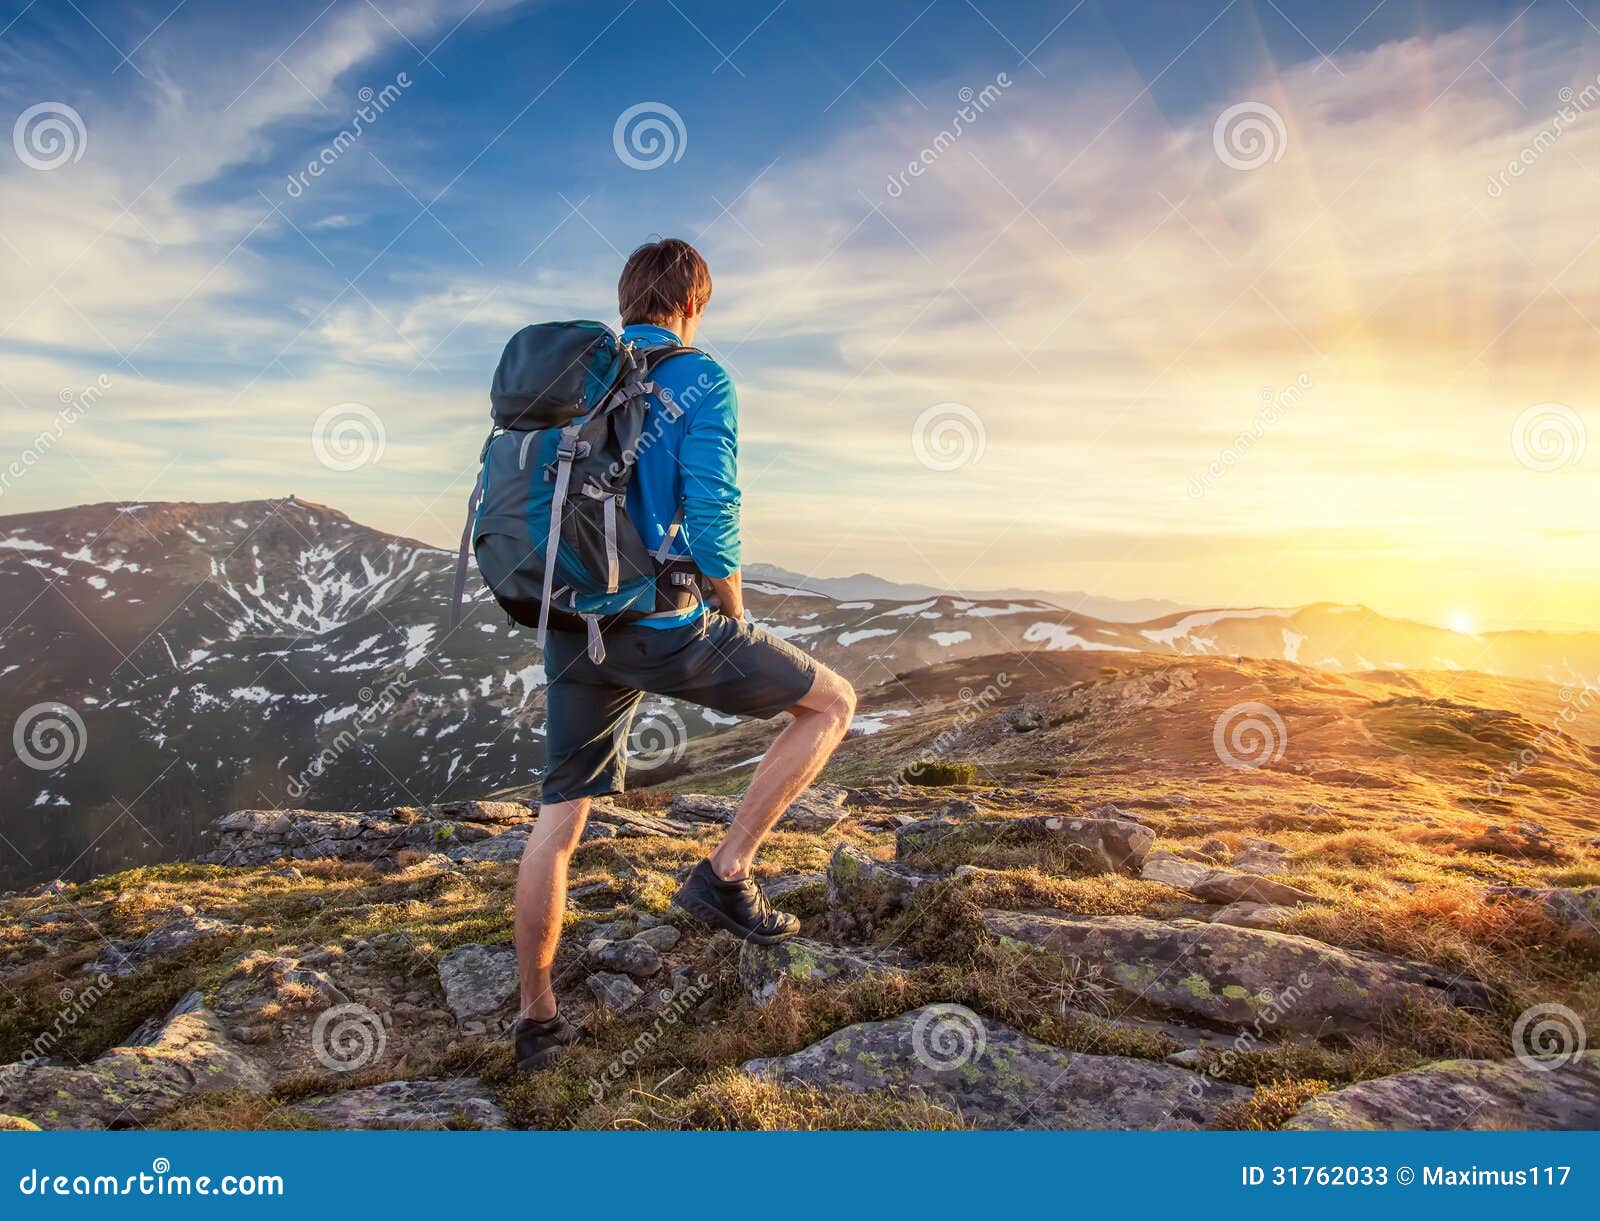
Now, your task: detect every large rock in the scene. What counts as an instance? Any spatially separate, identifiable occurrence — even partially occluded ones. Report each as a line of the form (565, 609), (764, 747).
(1210, 901), (1293, 931)
(737, 937), (911, 1007)
(0, 992), (268, 1130)
(825, 843), (936, 942)
(1142, 854), (1313, 906)
(1286, 1053), (1600, 1130)
(86, 916), (240, 976)
(202, 802), (531, 867)
(983, 910), (1489, 1036)
(588, 798), (695, 839)
(437, 944), (518, 1021)
(1141, 853), (1211, 890)
(671, 785), (852, 833)
(743, 1005), (1245, 1128)
(294, 1077), (509, 1130)
(448, 825), (530, 863)
(586, 938), (662, 979)
(896, 815), (1154, 874)
(1190, 870), (1314, 907)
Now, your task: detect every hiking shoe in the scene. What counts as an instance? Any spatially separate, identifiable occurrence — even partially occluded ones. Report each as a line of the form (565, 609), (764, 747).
(672, 859), (800, 944)
(513, 1013), (580, 1071)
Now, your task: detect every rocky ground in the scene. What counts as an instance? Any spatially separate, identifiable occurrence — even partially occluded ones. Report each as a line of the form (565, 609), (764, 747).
(1, 653), (1597, 1131)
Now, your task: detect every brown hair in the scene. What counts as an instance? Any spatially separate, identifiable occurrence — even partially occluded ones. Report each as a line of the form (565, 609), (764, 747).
(617, 238), (712, 327)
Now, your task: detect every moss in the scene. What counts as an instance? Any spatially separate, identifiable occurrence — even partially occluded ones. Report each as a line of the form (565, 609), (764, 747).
(1212, 1079), (1333, 1130)
(897, 761), (978, 787)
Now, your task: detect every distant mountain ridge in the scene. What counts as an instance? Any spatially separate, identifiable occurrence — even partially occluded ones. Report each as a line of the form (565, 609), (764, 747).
(741, 563), (1189, 623)
(4, 497), (1599, 889)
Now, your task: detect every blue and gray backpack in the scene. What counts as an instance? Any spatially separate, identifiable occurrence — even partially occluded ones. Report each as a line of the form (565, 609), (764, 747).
(450, 321), (703, 661)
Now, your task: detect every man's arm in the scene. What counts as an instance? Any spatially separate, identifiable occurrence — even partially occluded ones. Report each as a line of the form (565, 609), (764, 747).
(678, 368), (741, 614)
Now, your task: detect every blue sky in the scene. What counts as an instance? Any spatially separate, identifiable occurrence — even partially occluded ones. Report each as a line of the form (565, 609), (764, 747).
(2, 0), (1598, 627)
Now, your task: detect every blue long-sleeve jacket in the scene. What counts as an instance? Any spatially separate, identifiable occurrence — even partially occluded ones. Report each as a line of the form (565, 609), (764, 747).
(621, 323), (740, 626)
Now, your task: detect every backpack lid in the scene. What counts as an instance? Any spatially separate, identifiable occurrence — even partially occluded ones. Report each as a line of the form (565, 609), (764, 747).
(490, 320), (626, 431)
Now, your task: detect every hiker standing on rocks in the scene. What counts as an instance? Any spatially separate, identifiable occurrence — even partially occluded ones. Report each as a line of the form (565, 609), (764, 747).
(486, 239), (857, 1068)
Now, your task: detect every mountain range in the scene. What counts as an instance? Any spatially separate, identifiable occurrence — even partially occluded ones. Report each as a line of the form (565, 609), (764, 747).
(3, 496), (1597, 889)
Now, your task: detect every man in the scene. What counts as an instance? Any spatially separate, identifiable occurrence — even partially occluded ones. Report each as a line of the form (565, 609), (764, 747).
(511, 238), (857, 1069)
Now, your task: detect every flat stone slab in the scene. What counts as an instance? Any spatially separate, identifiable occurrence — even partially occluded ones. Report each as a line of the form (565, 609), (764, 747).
(897, 815), (1155, 874)
(738, 936), (912, 1007)
(437, 944), (518, 1021)
(1142, 853), (1313, 906)
(295, 1077), (509, 1130)
(671, 785), (851, 833)
(983, 909), (1489, 1036)
(1287, 1052), (1600, 1130)
(743, 1004), (1245, 1129)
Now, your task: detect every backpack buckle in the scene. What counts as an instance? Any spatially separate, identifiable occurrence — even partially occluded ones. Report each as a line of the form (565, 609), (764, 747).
(555, 437), (590, 462)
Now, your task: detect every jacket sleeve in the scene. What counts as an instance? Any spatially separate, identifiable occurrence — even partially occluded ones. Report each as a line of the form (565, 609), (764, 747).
(678, 369), (741, 579)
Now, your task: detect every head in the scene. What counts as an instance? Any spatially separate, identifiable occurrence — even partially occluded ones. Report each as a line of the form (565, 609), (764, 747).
(617, 237), (712, 345)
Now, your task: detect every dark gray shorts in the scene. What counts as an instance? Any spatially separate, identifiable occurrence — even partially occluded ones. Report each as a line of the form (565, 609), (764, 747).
(539, 614), (819, 804)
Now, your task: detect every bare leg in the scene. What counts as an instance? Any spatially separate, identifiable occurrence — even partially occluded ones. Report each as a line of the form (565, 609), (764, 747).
(514, 797), (590, 1020)
(709, 666), (856, 880)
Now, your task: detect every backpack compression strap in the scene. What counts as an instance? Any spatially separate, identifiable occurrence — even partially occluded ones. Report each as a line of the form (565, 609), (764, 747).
(448, 429), (496, 631)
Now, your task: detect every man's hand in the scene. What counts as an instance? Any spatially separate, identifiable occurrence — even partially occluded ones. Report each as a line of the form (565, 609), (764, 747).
(707, 572), (745, 621)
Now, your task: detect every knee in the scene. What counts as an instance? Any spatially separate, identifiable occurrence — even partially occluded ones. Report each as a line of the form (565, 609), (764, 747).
(816, 668), (857, 726)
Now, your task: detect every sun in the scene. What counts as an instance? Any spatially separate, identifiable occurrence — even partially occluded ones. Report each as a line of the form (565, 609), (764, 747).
(1448, 611), (1477, 636)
